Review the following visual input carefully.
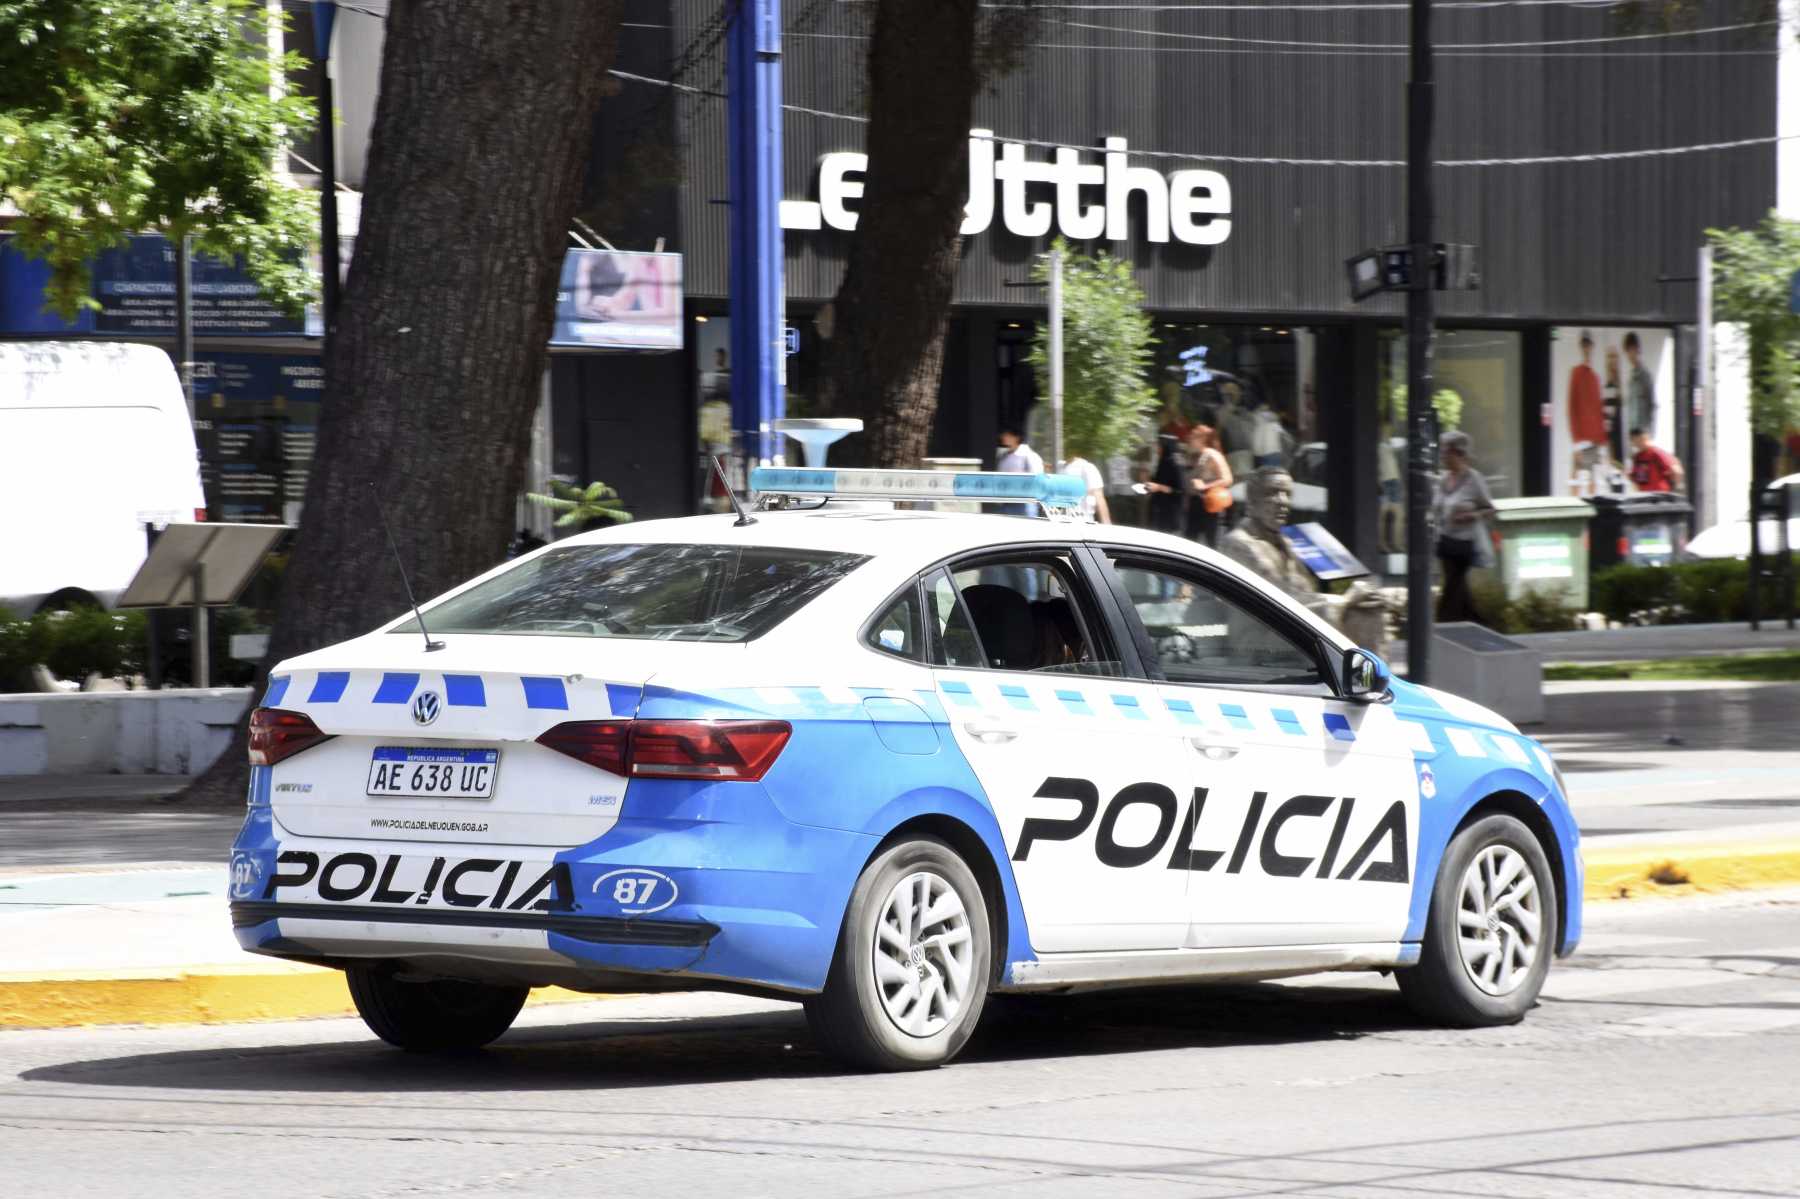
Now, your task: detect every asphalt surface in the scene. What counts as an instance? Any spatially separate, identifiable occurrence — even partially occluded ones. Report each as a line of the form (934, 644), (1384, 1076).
(3, 889), (1797, 1198)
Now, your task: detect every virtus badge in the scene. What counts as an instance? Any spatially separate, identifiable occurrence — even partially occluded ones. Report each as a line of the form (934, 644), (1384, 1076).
(411, 691), (442, 726)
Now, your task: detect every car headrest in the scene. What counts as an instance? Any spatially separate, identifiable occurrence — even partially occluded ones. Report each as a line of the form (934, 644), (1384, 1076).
(961, 583), (1036, 671)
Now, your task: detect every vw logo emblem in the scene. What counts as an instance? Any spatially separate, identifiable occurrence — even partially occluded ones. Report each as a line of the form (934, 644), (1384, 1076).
(411, 691), (441, 726)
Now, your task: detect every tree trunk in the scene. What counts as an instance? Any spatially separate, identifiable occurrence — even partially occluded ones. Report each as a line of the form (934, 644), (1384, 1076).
(183, 0), (623, 805)
(817, 0), (981, 468)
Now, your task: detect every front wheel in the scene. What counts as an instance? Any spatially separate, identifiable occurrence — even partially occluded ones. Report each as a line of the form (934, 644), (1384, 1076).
(346, 965), (528, 1051)
(1399, 813), (1558, 1027)
(805, 837), (992, 1071)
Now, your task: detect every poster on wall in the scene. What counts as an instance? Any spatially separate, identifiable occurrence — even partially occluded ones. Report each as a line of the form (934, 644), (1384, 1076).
(1548, 326), (1674, 496)
(550, 250), (683, 350)
(191, 353), (323, 525)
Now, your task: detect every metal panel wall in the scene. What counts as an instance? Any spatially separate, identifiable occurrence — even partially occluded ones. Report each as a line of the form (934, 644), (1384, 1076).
(654, 0), (1774, 322)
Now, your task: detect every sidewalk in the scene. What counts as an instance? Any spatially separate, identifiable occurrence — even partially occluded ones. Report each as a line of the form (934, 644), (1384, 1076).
(6, 679), (1800, 1030)
(1512, 621), (1800, 663)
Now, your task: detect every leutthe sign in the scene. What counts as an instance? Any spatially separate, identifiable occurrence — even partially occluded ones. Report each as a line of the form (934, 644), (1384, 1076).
(779, 130), (1232, 246)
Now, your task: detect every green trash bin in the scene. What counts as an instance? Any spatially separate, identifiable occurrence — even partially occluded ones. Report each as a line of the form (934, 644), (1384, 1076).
(1486, 496), (1595, 612)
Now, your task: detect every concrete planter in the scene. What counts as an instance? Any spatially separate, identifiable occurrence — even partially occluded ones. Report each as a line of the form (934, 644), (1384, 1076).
(0, 688), (252, 776)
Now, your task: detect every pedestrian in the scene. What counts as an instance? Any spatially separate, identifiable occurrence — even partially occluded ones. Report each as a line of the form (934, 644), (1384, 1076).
(1628, 427), (1685, 493)
(1433, 431), (1496, 624)
(995, 424), (1044, 517)
(1059, 448), (1112, 523)
(1183, 424), (1233, 547)
(1143, 434), (1189, 534)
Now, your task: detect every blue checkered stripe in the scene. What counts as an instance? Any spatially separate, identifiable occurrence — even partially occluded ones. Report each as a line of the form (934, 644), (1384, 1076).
(930, 677), (1367, 744)
(260, 670), (637, 718)
(1394, 716), (1550, 771)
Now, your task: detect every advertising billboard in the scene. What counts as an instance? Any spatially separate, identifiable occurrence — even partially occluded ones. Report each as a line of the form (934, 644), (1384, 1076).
(551, 250), (682, 350)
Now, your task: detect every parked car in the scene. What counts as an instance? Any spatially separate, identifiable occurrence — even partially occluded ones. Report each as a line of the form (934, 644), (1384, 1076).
(0, 341), (206, 613)
(1683, 474), (1800, 560)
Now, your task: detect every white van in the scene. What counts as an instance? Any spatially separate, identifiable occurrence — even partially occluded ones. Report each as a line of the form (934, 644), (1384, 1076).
(0, 341), (206, 613)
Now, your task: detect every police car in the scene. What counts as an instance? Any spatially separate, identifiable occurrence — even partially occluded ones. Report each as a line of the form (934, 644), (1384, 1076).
(230, 467), (1581, 1070)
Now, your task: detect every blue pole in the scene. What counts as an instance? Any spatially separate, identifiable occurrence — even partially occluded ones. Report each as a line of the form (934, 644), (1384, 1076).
(726, 0), (785, 466)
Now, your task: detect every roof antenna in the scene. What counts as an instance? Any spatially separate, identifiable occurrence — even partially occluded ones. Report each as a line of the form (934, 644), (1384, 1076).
(711, 454), (757, 527)
(370, 485), (444, 652)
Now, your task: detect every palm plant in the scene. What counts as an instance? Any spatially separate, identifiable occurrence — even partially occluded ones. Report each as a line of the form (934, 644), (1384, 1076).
(526, 479), (634, 529)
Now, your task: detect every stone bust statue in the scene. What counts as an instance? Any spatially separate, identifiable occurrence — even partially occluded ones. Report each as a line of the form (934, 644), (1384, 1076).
(1220, 467), (1390, 648)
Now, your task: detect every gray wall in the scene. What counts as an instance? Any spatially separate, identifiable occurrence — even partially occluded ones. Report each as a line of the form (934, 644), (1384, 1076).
(662, 0), (1774, 323)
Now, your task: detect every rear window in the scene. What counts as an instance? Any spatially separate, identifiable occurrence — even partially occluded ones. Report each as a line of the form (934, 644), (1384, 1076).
(395, 544), (868, 642)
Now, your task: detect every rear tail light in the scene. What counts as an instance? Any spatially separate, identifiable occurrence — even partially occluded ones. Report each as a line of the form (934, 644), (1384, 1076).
(535, 719), (631, 776)
(248, 707), (331, 766)
(536, 719), (791, 781)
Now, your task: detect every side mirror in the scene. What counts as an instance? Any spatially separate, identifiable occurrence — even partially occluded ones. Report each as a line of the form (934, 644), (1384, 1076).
(1343, 647), (1392, 702)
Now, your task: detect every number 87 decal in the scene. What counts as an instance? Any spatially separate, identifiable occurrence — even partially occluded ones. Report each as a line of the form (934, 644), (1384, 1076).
(591, 867), (680, 915)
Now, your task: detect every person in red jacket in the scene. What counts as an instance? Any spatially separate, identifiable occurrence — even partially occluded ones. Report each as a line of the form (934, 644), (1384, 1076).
(1629, 428), (1685, 493)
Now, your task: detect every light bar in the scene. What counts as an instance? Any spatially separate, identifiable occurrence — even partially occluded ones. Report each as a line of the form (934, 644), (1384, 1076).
(749, 467), (1088, 511)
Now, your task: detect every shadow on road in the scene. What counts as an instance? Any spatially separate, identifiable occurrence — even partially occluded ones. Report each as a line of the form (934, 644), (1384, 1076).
(22, 979), (1423, 1093)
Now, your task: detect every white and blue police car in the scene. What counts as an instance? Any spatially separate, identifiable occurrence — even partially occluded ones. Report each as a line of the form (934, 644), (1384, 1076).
(231, 467), (1581, 1070)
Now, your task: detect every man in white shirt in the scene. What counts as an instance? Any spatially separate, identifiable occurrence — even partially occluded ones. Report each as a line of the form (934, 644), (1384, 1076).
(996, 427), (1043, 475)
(996, 427), (1044, 518)
(1060, 454), (1111, 523)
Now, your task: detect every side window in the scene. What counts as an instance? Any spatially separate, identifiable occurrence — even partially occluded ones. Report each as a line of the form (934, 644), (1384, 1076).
(1109, 555), (1328, 692)
(866, 588), (923, 661)
(929, 572), (986, 668)
(939, 556), (1120, 676)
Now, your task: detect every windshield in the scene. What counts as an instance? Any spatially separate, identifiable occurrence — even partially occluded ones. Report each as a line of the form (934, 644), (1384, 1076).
(392, 543), (868, 642)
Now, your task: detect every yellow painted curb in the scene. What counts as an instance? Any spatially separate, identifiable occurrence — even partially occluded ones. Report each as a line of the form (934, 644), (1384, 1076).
(0, 967), (614, 1030)
(1583, 840), (1800, 902)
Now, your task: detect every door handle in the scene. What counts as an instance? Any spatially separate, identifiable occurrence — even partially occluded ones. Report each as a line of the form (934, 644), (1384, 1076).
(963, 722), (1020, 745)
(1188, 734), (1241, 761)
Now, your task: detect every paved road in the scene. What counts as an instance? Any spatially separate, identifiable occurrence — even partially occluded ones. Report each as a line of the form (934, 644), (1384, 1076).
(3, 890), (1797, 1198)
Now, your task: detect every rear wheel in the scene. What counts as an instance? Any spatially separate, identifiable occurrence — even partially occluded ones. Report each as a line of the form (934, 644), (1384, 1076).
(346, 965), (528, 1051)
(805, 836), (991, 1071)
(1399, 813), (1557, 1027)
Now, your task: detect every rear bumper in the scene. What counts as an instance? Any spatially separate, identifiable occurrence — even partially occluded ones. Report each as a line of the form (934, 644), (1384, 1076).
(229, 802), (876, 995)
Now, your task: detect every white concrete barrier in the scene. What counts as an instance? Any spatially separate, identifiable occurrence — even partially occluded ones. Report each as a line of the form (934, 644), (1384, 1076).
(0, 688), (252, 776)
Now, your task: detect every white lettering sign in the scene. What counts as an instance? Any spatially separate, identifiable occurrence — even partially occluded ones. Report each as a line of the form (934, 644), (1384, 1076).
(778, 130), (1232, 247)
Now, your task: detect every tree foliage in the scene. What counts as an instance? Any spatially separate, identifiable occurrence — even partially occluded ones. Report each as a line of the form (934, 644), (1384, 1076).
(0, 0), (316, 318)
(1708, 213), (1800, 440)
(1024, 241), (1156, 464)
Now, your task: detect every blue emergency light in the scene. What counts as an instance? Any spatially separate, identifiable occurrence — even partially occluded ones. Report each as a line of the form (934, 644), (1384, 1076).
(749, 467), (1089, 513)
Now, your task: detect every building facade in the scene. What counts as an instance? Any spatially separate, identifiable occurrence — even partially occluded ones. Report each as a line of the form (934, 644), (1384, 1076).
(0, 0), (1781, 578)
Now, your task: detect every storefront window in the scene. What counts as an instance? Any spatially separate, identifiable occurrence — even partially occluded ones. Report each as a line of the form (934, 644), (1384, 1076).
(1100, 324), (1321, 531)
(692, 313), (825, 510)
(1380, 330), (1523, 499)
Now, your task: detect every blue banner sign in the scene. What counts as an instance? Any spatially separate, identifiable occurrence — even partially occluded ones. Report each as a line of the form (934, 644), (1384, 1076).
(1280, 521), (1371, 582)
(0, 234), (312, 337)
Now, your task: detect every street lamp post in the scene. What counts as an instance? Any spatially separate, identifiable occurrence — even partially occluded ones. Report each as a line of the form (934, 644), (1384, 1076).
(1404, 0), (1439, 685)
(1048, 245), (1064, 472)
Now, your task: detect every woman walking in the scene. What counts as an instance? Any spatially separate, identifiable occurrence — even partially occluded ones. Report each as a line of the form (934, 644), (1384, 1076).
(1184, 424), (1233, 547)
(1432, 431), (1496, 623)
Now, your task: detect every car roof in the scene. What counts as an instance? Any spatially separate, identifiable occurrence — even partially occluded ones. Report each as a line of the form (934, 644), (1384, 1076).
(560, 506), (1232, 558)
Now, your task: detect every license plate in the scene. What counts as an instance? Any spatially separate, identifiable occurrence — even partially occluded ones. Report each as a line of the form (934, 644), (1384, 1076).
(367, 747), (499, 799)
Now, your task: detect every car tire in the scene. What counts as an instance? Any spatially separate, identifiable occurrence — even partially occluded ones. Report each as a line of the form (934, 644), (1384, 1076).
(805, 836), (992, 1071)
(346, 965), (529, 1051)
(1398, 813), (1558, 1028)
